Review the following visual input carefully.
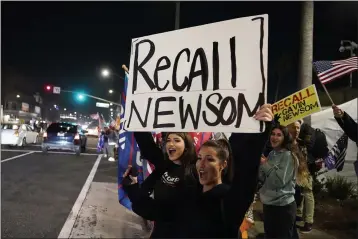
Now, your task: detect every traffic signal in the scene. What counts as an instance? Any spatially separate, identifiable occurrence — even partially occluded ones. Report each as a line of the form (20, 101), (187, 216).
(77, 94), (84, 101)
(44, 85), (52, 92)
(74, 92), (86, 103)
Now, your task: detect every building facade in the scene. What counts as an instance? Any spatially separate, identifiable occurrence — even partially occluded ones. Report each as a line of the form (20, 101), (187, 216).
(1, 92), (44, 124)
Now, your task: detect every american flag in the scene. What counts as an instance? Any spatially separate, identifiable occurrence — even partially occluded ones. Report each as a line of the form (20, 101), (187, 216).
(324, 134), (349, 172)
(90, 113), (99, 120)
(313, 56), (358, 84)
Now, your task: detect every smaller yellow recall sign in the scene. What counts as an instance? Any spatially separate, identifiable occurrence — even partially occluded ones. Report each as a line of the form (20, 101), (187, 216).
(272, 84), (322, 126)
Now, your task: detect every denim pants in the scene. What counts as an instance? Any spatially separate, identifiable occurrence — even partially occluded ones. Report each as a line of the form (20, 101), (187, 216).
(104, 143), (115, 158)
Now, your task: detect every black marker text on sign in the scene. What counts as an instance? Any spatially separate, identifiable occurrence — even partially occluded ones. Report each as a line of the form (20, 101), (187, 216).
(125, 15), (269, 133)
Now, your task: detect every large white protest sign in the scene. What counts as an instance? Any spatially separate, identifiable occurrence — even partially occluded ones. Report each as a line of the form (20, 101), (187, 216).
(124, 14), (268, 133)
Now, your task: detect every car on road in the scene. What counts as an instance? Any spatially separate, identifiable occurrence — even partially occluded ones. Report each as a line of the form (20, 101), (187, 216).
(1, 123), (40, 147)
(42, 122), (88, 156)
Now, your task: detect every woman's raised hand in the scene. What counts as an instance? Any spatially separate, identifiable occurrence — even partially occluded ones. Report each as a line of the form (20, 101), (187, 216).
(254, 104), (274, 122)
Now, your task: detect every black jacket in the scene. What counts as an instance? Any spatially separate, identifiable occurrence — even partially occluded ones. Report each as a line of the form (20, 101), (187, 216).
(335, 111), (357, 144)
(125, 125), (270, 238)
(130, 132), (199, 238)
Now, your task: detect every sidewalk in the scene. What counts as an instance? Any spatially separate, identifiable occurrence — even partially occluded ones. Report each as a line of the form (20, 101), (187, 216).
(69, 182), (151, 238)
(248, 201), (337, 239)
(66, 181), (338, 238)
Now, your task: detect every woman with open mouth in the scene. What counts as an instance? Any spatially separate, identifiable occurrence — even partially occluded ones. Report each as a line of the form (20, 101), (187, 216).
(259, 125), (298, 238)
(124, 104), (274, 238)
(126, 130), (198, 238)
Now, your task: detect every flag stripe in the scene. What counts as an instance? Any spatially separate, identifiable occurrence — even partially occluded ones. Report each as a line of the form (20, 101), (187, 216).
(320, 67), (357, 84)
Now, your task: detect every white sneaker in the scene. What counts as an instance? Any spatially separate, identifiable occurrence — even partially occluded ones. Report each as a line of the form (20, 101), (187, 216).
(108, 157), (115, 162)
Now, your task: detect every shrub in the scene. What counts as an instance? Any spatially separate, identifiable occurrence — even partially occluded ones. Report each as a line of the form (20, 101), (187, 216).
(325, 175), (356, 200)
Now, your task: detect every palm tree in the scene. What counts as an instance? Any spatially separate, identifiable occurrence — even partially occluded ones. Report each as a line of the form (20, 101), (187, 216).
(298, 1), (314, 125)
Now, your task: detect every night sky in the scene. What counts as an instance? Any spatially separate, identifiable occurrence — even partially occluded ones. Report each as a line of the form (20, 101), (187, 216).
(2, 1), (357, 115)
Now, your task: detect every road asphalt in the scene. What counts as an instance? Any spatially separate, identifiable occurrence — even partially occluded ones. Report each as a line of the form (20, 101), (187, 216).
(1, 136), (149, 239)
(1, 150), (98, 238)
(1, 137), (102, 238)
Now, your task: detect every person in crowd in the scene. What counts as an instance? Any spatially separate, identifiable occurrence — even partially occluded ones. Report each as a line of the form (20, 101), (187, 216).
(240, 195), (256, 239)
(123, 104), (273, 238)
(103, 125), (118, 162)
(259, 125), (298, 239)
(288, 120), (314, 233)
(332, 104), (357, 143)
(215, 137), (256, 238)
(332, 104), (358, 179)
(298, 120), (328, 177)
(127, 131), (198, 238)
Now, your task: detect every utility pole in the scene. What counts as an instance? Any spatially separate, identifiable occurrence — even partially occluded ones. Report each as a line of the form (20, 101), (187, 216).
(175, 2), (180, 30)
(339, 40), (357, 96)
(298, 1), (314, 125)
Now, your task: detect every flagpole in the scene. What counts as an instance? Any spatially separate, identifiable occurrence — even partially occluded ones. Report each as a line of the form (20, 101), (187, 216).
(313, 68), (335, 105)
(319, 82), (334, 105)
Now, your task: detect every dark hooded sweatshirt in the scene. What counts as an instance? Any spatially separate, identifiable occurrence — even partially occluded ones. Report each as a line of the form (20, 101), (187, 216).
(131, 132), (199, 238)
(125, 125), (270, 238)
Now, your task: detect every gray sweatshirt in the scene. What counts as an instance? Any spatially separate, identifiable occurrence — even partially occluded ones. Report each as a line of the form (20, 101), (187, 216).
(259, 150), (296, 206)
(106, 130), (119, 145)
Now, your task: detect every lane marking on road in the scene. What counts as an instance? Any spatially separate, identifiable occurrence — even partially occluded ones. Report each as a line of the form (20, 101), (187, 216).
(58, 154), (103, 239)
(1, 149), (99, 156)
(1, 151), (35, 163)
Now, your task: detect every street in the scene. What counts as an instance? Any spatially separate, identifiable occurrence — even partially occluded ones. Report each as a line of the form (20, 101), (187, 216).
(1, 137), (139, 238)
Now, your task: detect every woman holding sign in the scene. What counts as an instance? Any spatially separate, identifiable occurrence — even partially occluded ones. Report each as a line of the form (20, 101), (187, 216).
(123, 104), (273, 238)
(130, 131), (199, 238)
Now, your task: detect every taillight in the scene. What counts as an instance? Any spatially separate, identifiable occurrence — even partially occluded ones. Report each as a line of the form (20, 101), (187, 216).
(43, 132), (47, 138)
(14, 130), (19, 137)
(74, 134), (80, 140)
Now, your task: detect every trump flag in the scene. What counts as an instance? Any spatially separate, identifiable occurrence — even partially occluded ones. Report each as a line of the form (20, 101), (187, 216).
(118, 73), (144, 210)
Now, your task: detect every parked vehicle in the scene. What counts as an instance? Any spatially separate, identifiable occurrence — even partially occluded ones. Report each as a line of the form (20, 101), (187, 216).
(42, 122), (88, 156)
(1, 123), (39, 147)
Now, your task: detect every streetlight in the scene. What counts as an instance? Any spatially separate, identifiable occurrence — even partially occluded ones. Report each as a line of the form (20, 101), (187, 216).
(64, 108), (67, 111)
(100, 67), (124, 79)
(54, 104), (57, 108)
(100, 67), (124, 105)
(339, 40), (357, 88)
(16, 94), (20, 98)
(74, 112), (77, 114)
(101, 69), (110, 77)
